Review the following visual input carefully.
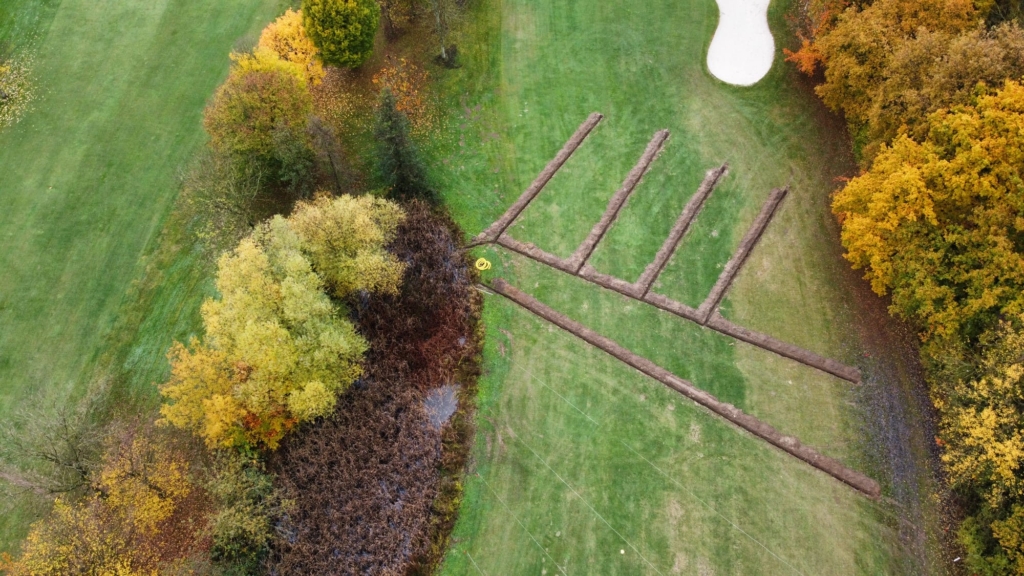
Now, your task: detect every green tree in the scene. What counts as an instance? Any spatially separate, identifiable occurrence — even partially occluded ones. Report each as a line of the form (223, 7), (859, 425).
(302, 0), (381, 68)
(374, 88), (436, 203)
(206, 453), (285, 572)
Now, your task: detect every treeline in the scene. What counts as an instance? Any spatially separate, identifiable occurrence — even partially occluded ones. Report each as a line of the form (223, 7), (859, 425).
(788, 0), (1024, 573)
(1, 1), (476, 574)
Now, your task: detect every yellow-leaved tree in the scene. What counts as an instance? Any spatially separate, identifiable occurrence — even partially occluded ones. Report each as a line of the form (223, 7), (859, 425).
(204, 46), (313, 184)
(160, 194), (405, 449)
(937, 316), (1024, 574)
(832, 79), (1024, 344)
(287, 193), (406, 297)
(3, 426), (200, 576)
(258, 8), (325, 87)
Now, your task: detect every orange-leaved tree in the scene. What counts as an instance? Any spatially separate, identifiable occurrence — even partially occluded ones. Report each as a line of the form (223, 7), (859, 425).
(159, 194), (405, 449)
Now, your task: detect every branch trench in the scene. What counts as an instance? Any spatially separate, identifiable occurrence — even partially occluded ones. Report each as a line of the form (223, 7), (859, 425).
(636, 164), (727, 295)
(696, 187), (788, 323)
(488, 278), (880, 499)
(566, 129), (670, 272)
(470, 113), (604, 246)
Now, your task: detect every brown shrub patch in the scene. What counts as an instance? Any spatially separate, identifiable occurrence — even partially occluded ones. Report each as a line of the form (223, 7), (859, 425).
(267, 200), (480, 574)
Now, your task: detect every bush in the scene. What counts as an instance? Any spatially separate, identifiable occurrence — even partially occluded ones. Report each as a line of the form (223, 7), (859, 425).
(358, 200), (474, 386)
(302, 0), (380, 68)
(207, 452), (285, 573)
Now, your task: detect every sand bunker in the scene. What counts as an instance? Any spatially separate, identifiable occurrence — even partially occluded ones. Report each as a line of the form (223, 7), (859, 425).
(707, 0), (775, 86)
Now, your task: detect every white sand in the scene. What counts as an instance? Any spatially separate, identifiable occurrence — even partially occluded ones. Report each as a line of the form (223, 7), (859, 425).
(707, 0), (775, 86)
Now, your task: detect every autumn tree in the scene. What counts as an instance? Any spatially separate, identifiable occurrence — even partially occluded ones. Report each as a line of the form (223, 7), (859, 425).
(786, 0), (1015, 160)
(203, 48), (315, 193)
(161, 227), (366, 449)
(936, 317), (1024, 574)
(286, 193), (406, 297)
(159, 195), (405, 449)
(302, 0), (381, 68)
(813, 0), (979, 122)
(258, 8), (326, 86)
(782, 0), (858, 75)
(863, 24), (1024, 148)
(374, 88), (436, 203)
(2, 425), (206, 576)
(833, 80), (1024, 344)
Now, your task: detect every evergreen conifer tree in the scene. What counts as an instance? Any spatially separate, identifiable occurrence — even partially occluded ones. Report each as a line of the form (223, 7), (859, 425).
(373, 88), (436, 203)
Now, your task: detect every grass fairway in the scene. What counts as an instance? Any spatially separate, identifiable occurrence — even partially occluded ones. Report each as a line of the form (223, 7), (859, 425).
(430, 0), (947, 573)
(0, 0), (289, 549)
